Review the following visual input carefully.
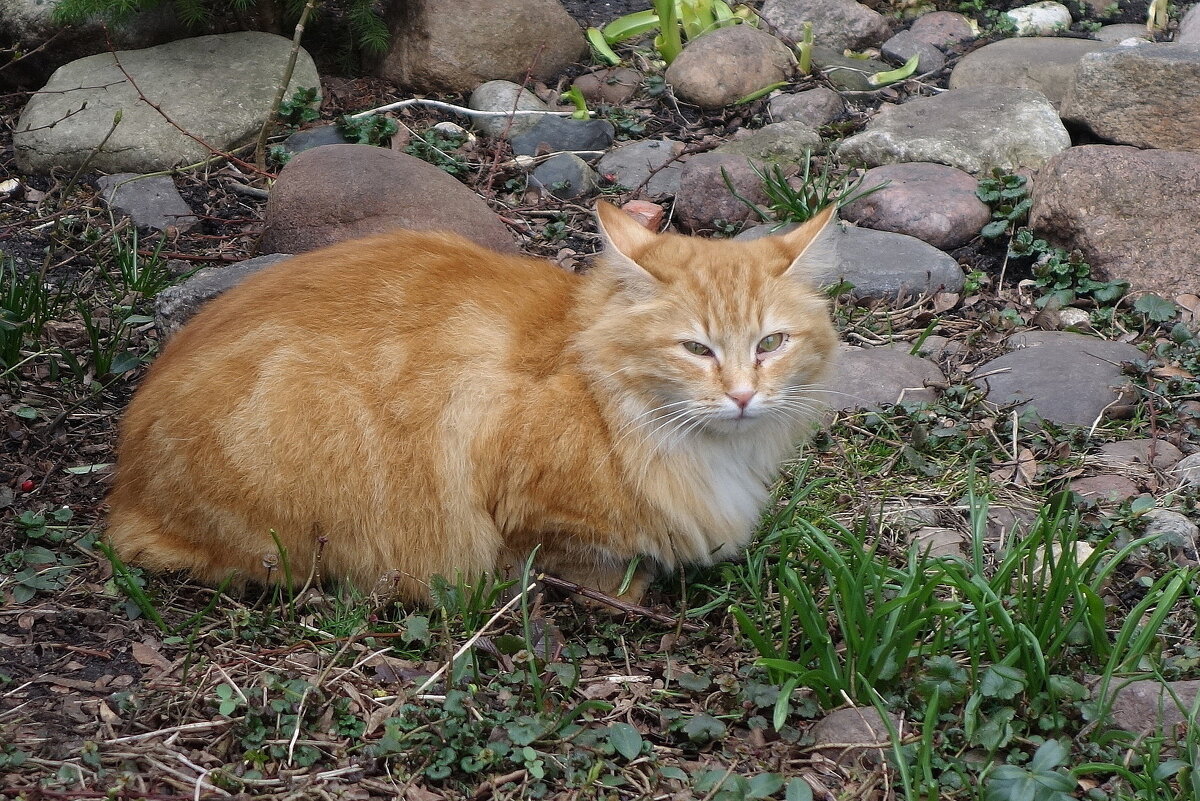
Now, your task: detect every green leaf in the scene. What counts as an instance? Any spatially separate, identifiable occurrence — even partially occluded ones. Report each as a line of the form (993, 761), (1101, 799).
(109, 351), (141, 375)
(981, 219), (1010, 238)
(403, 614), (430, 644)
(867, 53), (920, 86)
(980, 665), (1026, 700)
(747, 773), (784, 798)
(1134, 293), (1179, 322)
(971, 706), (1016, 751)
(675, 672), (711, 692)
(659, 766), (688, 782)
(916, 655), (968, 702)
(13, 405), (38, 420)
(785, 777), (814, 801)
(1130, 495), (1157, 515)
(682, 712), (727, 743)
(607, 722), (643, 760)
(1029, 738), (1069, 772)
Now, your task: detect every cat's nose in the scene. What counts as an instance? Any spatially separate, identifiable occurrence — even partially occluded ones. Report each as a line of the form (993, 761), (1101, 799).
(727, 389), (756, 410)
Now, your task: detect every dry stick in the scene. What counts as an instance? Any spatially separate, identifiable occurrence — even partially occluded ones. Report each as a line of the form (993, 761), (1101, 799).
(537, 574), (704, 632)
(254, 0), (318, 170)
(103, 27), (271, 178)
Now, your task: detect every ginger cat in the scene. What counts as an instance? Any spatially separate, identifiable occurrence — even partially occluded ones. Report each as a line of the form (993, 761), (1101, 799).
(106, 202), (838, 604)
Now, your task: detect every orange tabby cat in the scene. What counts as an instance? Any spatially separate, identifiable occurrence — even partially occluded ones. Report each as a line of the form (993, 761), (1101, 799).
(106, 202), (838, 603)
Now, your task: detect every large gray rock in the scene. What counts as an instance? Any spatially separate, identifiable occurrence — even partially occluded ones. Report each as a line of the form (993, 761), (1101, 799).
(467, 80), (549, 138)
(665, 25), (795, 109)
(715, 121), (823, 161)
(761, 0), (891, 51)
(377, 0), (586, 94)
(1102, 679), (1199, 736)
(96, 173), (198, 233)
(1028, 145), (1200, 296)
(973, 331), (1142, 427)
(155, 254), (292, 339)
(949, 37), (1112, 108)
(768, 88), (845, 127)
(1179, 5), (1200, 44)
(595, 139), (686, 197)
(827, 345), (946, 410)
(508, 116), (615, 156)
(14, 33), (319, 175)
(837, 86), (1070, 175)
(1061, 43), (1200, 152)
(259, 145), (516, 255)
(840, 162), (991, 250)
(881, 31), (946, 74)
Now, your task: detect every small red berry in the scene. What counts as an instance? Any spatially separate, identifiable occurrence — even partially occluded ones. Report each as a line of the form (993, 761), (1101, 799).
(19, 479), (35, 492)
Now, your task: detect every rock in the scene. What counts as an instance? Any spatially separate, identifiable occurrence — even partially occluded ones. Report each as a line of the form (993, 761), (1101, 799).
(715, 121), (824, 162)
(1028, 145), (1200, 296)
(911, 527), (968, 558)
(1096, 440), (1185, 470)
(1061, 44), (1200, 152)
(811, 46), (893, 92)
(809, 707), (904, 766)
(620, 200), (665, 230)
(908, 11), (978, 49)
(1171, 453), (1200, 488)
(827, 345), (947, 409)
(1142, 509), (1199, 550)
(376, 0), (586, 94)
(664, 25), (795, 109)
(883, 502), (941, 531)
(154, 254), (293, 339)
(282, 125), (351, 156)
(1103, 679), (1199, 736)
(572, 68), (641, 105)
(740, 223), (965, 298)
(531, 153), (598, 199)
(673, 152), (771, 233)
(96, 173), (198, 233)
(14, 32), (320, 175)
(1004, 1), (1073, 36)
(508, 116), (615, 156)
(595, 139), (686, 196)
(467, 80), (550, 138)
(1096, 24), (1154, 42)
(768, 88), (845, 127)
(949, 37), (1112, 109)
(1069, 475), (1140, 504)
(986, 506), (1037, 541)
(973, 331), (1142, 427)
(761, 0), (891, 51)
(259, 145), (516, 255)
(840, 163), (991, 250)
(915, 335), (968, 361)
(881, 31), (946, 74)
(1177, 4), (1200, 44)
(837, 86), (1070, 175)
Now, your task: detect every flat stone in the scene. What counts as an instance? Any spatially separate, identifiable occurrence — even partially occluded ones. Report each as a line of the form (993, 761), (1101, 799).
(761, 0), (891, 51)
(1096, 23), (1155, 42)
(840, 162), (991, 250)
(1061, 43), (1200, 152)
(96, 173), (198, 233)
(811, 46), (893, 92)
(259, 144), (516, 255)
(673, 152), (770, 234)
(595, 139), (686, 196)
(1180, 5), (1200, 44)
(467, 80), (549, 138)
(1028, 145), (1200, 296)
(827, 345), (946, 410)
(949, 37), (1112, 109)
(1005, 1), (1073, 36)
(838, 86), (1070, 175)
(1102, 679), (1199, 736)
(531, 152), (598, 199)
(281, 125), (351, 155)
(14, 32), (320, 175)
(572, 67), (641, 105)
(665, 25), (795, 109)
(1069, 475), (1140, 504)
(911, 527), (968, 558)
(973, 331), (1142, 427)
(908, 11), (978, 49)
(715, 121), (824, 161)
(1096, 440), (1185, 470)
(1142, 509), (1199, 550)
(1171, 453), (1200, 488)
(509, 116), (615, 156)
(155, 254), (292, 339)
(375, 0), (586, 94)
(768, 88), (845, 128)
(882, 31), (946, 74)
(809, 707), (904, 767)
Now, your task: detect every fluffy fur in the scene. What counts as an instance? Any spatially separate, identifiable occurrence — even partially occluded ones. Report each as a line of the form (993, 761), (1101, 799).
(106, 202), (839, 603)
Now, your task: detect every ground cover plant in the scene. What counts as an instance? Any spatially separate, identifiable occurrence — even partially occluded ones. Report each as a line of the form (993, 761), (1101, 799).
(2, 0), (1199, 798)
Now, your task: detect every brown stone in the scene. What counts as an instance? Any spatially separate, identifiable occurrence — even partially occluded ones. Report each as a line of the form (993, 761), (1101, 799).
(840, 162), (991, 249)
(1029, 145), (1200, 296)
(572, 68), (642, 105)
(809, 707), (904, 767)
(672, 152), (771, 233)
(1101, 679), (1200, 737)
(665, 25), (795, 110)
(1096, 439), (1185, 471)
(260, 145), (516, 255)
(908, 11), (978, 49)
(949, 37), (1112, 109)
(1069, 475), (1140, 504)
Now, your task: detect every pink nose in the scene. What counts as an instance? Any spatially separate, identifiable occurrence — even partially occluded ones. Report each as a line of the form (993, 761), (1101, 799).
(727, 390), (756, 409)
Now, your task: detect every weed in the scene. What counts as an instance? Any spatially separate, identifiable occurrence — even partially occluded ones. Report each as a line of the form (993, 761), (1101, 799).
(277, 86), (320, 127)
(726, 153), (885, 225)
(0, 258), (65, 371)
(336, 113), (398, 146)
(977, 169), (1032, 239)
(2, 506), (97, 603)
(404, 127), (469, 176)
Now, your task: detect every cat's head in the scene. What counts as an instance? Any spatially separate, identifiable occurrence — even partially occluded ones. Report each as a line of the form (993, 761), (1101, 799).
(577, 201), (839, 444)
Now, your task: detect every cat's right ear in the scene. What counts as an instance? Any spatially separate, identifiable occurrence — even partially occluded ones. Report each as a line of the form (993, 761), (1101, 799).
(594, 201), (660, 288)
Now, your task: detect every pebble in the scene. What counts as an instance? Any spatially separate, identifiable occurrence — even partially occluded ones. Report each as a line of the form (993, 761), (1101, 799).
(881, 31), (946, 74)
(155, 254), (292, 338)
(1096, 439), (1184, 471)
(907, 11), (978, 49)
(809, 707), (903, 767)
(96, 173), (198, 233)
(572, 67), (641, 105)
(715, 121), (824, 161)
(281, 124), (350, 155)
(1141, 509), (1199, 550)
(768, 87), (845, 128)
(911, 526), (967, 558)
(761, 0), (891, 51)
(1069, 475), (1140, 504)
(810, 46), (893, 92)
(531, 152), (598, 199)
(1171, 453), (1200, 488)
(826, 345), (947, 410)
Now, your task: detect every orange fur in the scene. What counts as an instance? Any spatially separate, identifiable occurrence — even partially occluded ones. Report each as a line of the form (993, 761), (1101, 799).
(106, 203), (839, 603)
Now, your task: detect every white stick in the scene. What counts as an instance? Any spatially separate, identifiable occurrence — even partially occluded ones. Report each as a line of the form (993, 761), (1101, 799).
(349, 98), (586, 120)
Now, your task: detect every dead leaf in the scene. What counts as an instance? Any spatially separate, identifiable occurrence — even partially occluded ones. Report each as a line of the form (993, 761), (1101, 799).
(131, 641), (172, 673)
(1151, 364), (1195, 380)
(932, 292), (960, 313)
(1016, 448), (1037, 487)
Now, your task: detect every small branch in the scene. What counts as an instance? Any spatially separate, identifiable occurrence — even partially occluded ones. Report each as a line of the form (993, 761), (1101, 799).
(254, 0), (318, 170)
(348, 97), (583, 120)
(538, 574), (704, 632)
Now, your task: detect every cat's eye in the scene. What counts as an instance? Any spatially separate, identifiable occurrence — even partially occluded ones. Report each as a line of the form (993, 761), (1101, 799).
(683, 341), (714, 357)
(757, 333), (786, 354)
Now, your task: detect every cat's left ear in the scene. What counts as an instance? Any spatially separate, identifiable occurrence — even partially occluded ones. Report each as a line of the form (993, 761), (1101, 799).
(777, 204), (838, 279)
(596, 201), (659, 258)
